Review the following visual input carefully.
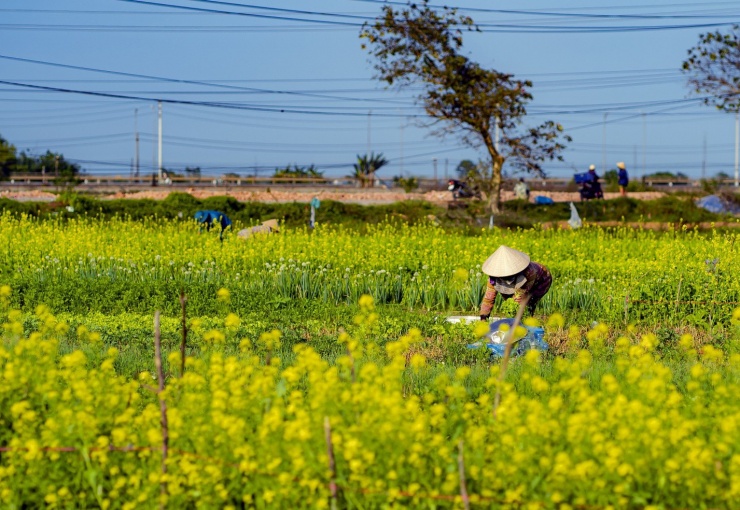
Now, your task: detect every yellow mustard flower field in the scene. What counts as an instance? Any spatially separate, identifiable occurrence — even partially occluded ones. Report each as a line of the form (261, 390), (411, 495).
(1, 214), (739, 508)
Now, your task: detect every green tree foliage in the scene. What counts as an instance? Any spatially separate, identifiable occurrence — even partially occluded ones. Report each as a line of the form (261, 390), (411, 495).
(0, 136), (18, 179)
(682, 24), (740, 112)
(392, 175), (418, 192)
(17, 151), (80, 179)
(644, 171), (689, 180)
(455, 159), (477, 180)
(273, 164), (323, 180)
(360, 1), (571, 213)
(604, 169), (619, 186)
(352, 152), (388, 188)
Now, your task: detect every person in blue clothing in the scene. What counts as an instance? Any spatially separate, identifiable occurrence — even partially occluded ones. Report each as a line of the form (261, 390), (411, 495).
(617, 162), (629, 197)
(579, 165), (603, 200)
(194, 210), (232, 240)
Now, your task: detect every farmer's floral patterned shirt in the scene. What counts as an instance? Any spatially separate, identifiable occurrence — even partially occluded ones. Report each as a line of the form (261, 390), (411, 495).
(479, 262), (552, 317)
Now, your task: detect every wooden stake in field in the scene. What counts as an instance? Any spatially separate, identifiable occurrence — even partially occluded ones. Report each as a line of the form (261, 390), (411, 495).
(458, 439), (470, 510)
(179, 290), (188, 377)
(624, 292), (629, 326)
(493, 295), (529, 419)
(154, 311), (169, 505)
(324, 416), (338, 510)
(675, 275), (683, 317)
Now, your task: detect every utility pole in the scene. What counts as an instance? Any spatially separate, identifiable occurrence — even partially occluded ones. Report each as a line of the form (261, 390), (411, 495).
(633, 145), (637, 175)
(602, 112), (608, 174)
(54, 155), (59, 177)
(157, 101), (163, 182)
(151, 104), (157, 179)
(444, 158), (448, 181)
(642, 112), (646, 180)
(432, 157), (438, 185)
(735, 111), (739, 187)
(702, 133), (706, 180)
(134, 108), (140, 179)
(367, 110), (372, 156)
(399, 114), (404, 178)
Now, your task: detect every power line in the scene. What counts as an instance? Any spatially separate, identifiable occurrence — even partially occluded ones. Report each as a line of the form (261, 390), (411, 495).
(114, 0), (363, 26)
(0, 54), (400, 105)
(352, 0), (740, 19)
(0, 80), (418, 117)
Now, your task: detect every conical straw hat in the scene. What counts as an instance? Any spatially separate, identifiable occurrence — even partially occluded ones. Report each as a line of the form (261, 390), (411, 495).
(262, 219), (280, 231)
(481, 246), (530, 277)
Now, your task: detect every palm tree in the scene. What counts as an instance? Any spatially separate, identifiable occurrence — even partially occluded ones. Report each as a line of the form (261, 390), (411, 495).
(352, 152), (388, 188)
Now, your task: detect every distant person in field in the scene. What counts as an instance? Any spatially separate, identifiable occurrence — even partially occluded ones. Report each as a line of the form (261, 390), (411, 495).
(194, 210), (232, 240)
(237, 219), (280, 239)
(617, 161), (629, 197)
(514, 178), (530, 201)
(587, 164), (599, 182)
(580, 164), (604, 200)
(479, 245), (552, 319)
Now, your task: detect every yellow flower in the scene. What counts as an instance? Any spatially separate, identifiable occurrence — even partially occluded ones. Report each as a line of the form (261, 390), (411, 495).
(523, 316), (540, 328)
(455, 366), (471, 380)
(409, 353), (426, 370)
(732, 307), (740, 325)
(358, 294), (374, 311)
(473, 321), (490, 338)
(216, 288), (230, 302)
(204, 329), (226, 344)
(224, 313), (241, 329)
(678, 334), (694, 350)
(259, 329), (282, 350)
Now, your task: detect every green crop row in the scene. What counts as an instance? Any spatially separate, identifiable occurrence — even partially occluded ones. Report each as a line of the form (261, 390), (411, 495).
(1, 215), (738, 327)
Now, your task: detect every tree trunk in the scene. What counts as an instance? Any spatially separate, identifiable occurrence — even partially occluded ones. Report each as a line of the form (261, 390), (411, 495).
(482, 130), (504, 214)
(488, 159), (503, 214)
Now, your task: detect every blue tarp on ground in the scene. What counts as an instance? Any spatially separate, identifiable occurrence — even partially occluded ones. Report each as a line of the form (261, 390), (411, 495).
(534, 196), (554, 205)
(696, 195), (740, 215)
(467, 318), (548, 358)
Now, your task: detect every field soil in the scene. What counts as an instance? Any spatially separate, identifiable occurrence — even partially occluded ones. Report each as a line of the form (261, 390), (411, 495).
(0, 188), (667, 204)
(541, 220), (740, 230)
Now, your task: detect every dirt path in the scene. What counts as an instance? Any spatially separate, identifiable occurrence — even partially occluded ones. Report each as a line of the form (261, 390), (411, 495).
(100, 188), (667, 205)
(2, 187), (666, 205)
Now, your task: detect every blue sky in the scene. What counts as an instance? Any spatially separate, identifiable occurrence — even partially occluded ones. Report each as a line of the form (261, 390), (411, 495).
(1, 0), (739, 180)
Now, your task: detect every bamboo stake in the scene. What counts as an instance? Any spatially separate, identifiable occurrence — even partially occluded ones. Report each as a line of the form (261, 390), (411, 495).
(324, 417), (338, 510)
(154, 311), (169, 505)
(674, 275), (682, 317)
(624, 292), (629, 326)
(179, 290), (187, 378)
(493, 296), (529, 419)
(346, 345), (356, 383)
(458, 439), (470, 510)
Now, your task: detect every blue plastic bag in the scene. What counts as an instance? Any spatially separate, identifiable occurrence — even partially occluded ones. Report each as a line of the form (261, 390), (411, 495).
(467, 318), (548, 358)
(534, 196), (554, 205)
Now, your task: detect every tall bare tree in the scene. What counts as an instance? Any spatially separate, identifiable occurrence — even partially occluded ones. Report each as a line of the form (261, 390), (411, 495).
(361, 1), (570, 213)
(682, 25), (740, 112)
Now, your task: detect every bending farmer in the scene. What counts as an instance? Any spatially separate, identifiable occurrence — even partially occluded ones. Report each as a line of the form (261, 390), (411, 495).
(194, 210), (232, 241)
(479, 245), (552, 319)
